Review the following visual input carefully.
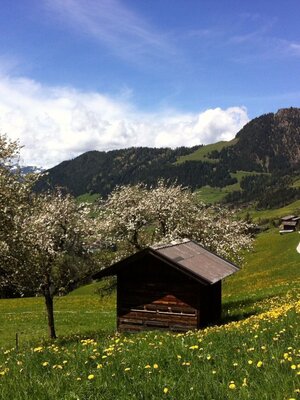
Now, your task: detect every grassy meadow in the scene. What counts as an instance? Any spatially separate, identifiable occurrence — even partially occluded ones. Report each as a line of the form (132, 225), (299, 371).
(1, 228), (300, 399)
(195, 170), (268, 204)
(176, 139), (238, 164)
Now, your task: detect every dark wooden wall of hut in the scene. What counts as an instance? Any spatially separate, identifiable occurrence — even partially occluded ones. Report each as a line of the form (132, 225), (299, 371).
(116, 254), (222, 332)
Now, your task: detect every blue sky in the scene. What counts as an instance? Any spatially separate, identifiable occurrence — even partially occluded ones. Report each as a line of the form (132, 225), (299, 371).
(0, 0), (299, 167)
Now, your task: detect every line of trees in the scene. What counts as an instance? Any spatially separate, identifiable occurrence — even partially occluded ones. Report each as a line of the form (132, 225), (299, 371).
(97, 180), (254, 264)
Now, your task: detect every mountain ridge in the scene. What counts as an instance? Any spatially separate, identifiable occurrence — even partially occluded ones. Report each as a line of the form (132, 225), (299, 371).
(36, 107), (300, 207)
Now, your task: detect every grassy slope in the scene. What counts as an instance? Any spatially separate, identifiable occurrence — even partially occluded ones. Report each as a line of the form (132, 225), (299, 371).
(0, 290), (116, 349)
(176, 138), (238, 164)
(196, 170), (265, 204)
(292, 178), (300, 188)
(1, 229), (300, 399)
(1, 229), (299, 348)
(223, 229), (300, 308)
(245, 199), (300, 222)
(76, 193), (100, 203)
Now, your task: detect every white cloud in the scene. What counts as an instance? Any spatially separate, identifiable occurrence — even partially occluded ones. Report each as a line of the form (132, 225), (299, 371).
(0, 75), (249, 168)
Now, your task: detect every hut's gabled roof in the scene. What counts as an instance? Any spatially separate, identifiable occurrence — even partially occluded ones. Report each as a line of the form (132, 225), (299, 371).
(281, 215), (296, 221)
(93, 239), (239, 285)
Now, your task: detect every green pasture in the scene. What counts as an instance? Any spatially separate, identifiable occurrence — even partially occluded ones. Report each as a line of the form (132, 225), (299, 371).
(1, 229), (300, 349)
(246, 199), (300, 222)
(176, 138), (237, 165)
(1, 227), (300, 399)
(196, 170), (265, 204)
(0, 291), (299, 399)
(76, 193), (100, 204)
(0, 292), (115, 350)
(223, 229), (300, 316)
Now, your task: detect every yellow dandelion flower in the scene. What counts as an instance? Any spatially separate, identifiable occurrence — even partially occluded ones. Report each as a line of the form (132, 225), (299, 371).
(33, 346), (43, 353)
(144, 365), (151, 369)
(96, 364), (103, 369)
(88, 374), (95, 380)
(257, 361), (263, 368)
(153, 364), (159, 369)
(163, 388), (169, 394)
(124, 367), (130, 372)
(291, 365), (297, 370)
(42, 362), (49, 367)
(248, 360), (253, 365)
(76, 377), (82, 381)
(228, 383), (236, 390)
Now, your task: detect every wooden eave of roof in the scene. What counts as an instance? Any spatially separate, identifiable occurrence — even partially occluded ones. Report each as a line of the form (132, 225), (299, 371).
(93, 240), (239, 285)
(281, 215), (296, 221)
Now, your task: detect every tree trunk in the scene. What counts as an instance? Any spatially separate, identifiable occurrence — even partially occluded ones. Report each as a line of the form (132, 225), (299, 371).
(44, 292), (57, 339)
(130, 230), (142, 251)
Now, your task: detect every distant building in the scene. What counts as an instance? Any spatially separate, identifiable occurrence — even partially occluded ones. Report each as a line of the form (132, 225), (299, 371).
(280, 215), (300, 232)
(93, 239), (239, 332)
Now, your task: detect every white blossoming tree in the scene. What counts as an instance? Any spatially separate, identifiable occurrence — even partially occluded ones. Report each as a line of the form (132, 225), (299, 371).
(99, 180), (253, 263)
(0, 134), (39, 295)
(7, 191), (96, 338)
(100, 183), (151, 253)
(0, 134), (97, 338)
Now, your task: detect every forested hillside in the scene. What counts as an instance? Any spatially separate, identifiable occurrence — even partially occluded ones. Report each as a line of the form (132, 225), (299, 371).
(36, 146), (235, 197)
(36, 108), (300, 208)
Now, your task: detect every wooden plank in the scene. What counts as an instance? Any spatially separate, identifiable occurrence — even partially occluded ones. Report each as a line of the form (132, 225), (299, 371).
(119, 311), (197, 325)
(118, 317), (144, 325)
(144, 320), (169, 328)
(120, 295), (197, 308)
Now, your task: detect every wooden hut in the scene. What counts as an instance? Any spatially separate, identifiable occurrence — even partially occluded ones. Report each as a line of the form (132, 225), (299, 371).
(280, 215), (300, 232)
(93, 239), (239, 332)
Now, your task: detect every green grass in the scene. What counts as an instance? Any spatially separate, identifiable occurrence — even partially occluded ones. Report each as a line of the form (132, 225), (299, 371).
(0, 293), (116, 350)
(292, 177), (300, 188)
(245, 199), (300, 222)
(76, 193), (100, 204)
(195, 171), (266, 204)
(69, 281), (103, 296)
(0, 293), (299, 399)
(195, 186), (229, 203)
(223, 229), (300, 308)
(1, 228), (300, 399)
(176, 139), (237, 164)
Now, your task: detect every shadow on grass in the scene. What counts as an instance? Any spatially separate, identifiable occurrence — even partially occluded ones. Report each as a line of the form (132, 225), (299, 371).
(220, 292), (281, 325)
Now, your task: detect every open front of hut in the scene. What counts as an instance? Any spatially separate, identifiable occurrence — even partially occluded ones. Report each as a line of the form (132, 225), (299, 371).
(93, 239), (239, 332)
